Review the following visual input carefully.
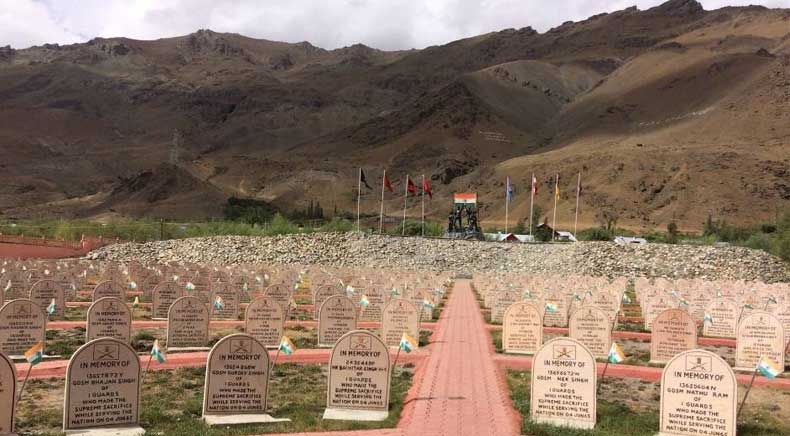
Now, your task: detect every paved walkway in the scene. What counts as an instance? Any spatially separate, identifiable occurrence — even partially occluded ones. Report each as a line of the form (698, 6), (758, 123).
(263, 279), (522, 436)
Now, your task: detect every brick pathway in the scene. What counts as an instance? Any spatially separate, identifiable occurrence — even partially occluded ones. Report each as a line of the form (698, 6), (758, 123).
(261, 279), (522, 436)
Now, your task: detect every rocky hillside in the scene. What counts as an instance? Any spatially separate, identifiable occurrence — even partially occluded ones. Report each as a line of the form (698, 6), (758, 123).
(87, 233), (790, 283)
(0, 1), (788, 231)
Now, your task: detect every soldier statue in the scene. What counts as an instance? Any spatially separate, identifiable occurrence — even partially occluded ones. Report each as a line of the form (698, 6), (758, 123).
(455, 205), (465, 231)
(448, 209), (456, 233)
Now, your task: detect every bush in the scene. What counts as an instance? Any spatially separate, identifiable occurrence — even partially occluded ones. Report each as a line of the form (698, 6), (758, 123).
(267, 213), (300, 235)
(223, 197), (277, 225)
(318, 218), (353, 233)
(580, 227), (612, 241)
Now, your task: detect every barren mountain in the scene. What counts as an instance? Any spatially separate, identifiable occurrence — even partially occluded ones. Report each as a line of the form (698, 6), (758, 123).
(0, 0), (788, 231)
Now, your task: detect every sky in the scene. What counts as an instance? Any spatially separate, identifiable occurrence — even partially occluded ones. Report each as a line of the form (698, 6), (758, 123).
(1, 0), (788, 51)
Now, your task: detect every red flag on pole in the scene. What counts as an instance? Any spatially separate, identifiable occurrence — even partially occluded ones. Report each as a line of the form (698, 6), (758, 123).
(384, 173), (394, 193)
(407, 176), (418, 196)
(532, 175), (539, 195)
(422, 178), (432, 199)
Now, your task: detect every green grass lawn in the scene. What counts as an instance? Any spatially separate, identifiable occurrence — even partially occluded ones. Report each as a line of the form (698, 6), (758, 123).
(507, 370), (790, 436)
(16, 363), (414, 436)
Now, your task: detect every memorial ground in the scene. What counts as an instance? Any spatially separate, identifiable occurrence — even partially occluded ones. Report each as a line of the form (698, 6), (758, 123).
(8, 279), (789, 436)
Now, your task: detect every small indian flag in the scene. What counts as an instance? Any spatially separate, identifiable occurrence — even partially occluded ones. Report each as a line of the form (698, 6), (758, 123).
(3, 280), (10, 292)
(47, 298), (56, 316)
(523, 290), (532, 299)
(186, 282), (195, 292)
(129, 281), (138, 290)
(289, 296), (298, 311)
(151, 340), (166, 363)
(622, 293), (632, 304)
(25, 342), (44, 366)
(391, 288), (400, 297)
(608, 342), (626, 364)
(280, 336), (296, 355)
(767, 295), (778, 304)
(743, 303), (754, 309)
(422, 298), (435, 310)
(133, 296), (140, 308)
(757, 355), (782, 379)
(716, 290), (723, 298)
(703, 313), (714, 325)
(346, 285), (355, 296)
(679, 299), (689, 308)
(545, 302), (558, 313)
(213, 295), (225, 310)
(359, 295), (370, 308)
(573, 293), (582, 302)
(399, 332), (418, 353)
(671, 290), (679, 299)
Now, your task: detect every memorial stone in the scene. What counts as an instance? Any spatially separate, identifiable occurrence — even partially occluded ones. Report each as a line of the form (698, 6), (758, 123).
(568, 306), (611, 360)
(650, 309), (698, 364)
(244, 297), (284, 348)
(381, 299), (419, 348)
(92, 280), (126, 302)
(530, 337), (596, 429)
(645, 295), (674, 331)
(202, 333), (286, 425)
(63, 337), (143, 434)
(0, 299), (46, 357)
(0, 351), (15, 435)
(151, 281), (184, 320)
(313, 285), (341, 320)
(324, 330), (390, 421)
(264, 284), (293, 315)
(491, 291), (519, 324)
(658, 349), (736, 436)
(210, 286), (240, 320)
(358, 288), (386, 322)
(502, 302), (543, 355)
(702, 300), (738, 339)
(543, 293), (570, 328)
(86, 297), (132, 342)
(29, 279), (66, 319)
(167, 296), (210, 350)
(318, 296), (357, 348)
(734, 311), (785, 372)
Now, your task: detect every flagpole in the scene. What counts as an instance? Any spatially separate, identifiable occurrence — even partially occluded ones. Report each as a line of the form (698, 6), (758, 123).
(737, 364), (760, 419)
(356, 168), (362, 232)
(529, 173), (535, 240)
(402, 175), (408, 236)
(17, 365), (32, 402)
(574, 171), (581, 237)
(140, 353), (154, 386)
(379, 170), (386, 234)
(552, 174), (559, 242)
(505, 177), (509, 234)
(265, 289), (296, 413)
(421, 174), (425, 237)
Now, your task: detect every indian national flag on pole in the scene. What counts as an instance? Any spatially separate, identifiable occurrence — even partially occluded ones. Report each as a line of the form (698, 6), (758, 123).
(213, 295), (225, 310)
(289, 296), (298, 311)
(186, 282), (195, 292)
(47, 298), (56, 316)
(151, 339), (166, 363)
(359, 295), (370, 308)
(608, 342), (626, 364)
(422, 298), (435, 310)
(129, 281), (137, 290)
(399, 332), (418, 353)
(280, 336), (296, 355)
(545, 302), (558, 313)
(622, 293), (631, 304)
(703, 313), (714, 325)
(757, 355), (782, 379)
(25, 342), (44, 366)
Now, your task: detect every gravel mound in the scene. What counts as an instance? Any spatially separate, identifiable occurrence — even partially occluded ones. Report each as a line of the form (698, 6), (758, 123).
(87, 233), (789, 283)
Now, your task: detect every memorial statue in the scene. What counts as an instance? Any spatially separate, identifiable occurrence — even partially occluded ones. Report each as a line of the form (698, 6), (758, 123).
(448, 210), (456, 233)
(455, 205), (464, 231)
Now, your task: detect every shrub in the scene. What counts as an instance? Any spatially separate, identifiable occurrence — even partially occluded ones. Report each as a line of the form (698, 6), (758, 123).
(318, 218), (353, 233)
(267, 213), (300, 235)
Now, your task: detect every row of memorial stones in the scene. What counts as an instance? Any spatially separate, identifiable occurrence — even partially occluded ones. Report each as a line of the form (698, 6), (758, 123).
(477, 277), (790, 342)
(0, 328), (400, 434)
(1, 259), (452, 305)
(0, 291), (438, 358)
(500, 301), (787, 373)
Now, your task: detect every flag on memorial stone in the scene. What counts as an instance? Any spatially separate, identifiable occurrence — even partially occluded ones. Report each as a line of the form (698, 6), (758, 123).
(214, 295), (225, 310)
(400, 332), (418, 353)
(289, 296), (298, 312)
(359, 295), (370, 308)
(545, 302), (558, 313)
(25, 342), (44, 366)
(47, 298), (56, 316)
(573, 293), (582, 302)
(151, 340), (167, 363)
(129, 281), (137, 290)
(743, 303), (754, 309)
(767, 295), (777, 304)
(757, 355), (781, 379)
(622, 293), (631, 304)
(608, 342), (626, 364)
(186, 282), (195, 292)
(280, 336), (296, 355)
(422, 298), (435, 310)
(703, 313), (714, 325)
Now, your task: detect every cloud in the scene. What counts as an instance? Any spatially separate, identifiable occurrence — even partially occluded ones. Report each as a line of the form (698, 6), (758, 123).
(1, 0), (787, 50)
